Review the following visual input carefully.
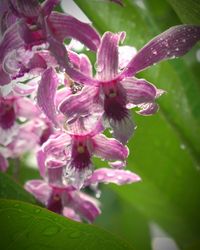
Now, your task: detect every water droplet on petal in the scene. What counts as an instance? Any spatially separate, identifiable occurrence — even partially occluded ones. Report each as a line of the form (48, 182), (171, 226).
(107, 172), (115, 177)
(97, 174), (104, 181)
(152, 50), (157, 55)
(94, 62), (104, 73)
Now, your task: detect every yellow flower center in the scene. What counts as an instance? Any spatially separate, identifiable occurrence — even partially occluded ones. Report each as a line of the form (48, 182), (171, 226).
(77, 145), (85, 154)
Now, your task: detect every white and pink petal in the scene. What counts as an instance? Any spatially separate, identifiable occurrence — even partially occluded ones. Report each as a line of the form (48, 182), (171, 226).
(85, 168), (141, 186)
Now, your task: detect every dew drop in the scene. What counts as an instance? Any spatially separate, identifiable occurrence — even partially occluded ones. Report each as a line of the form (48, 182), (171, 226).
(35, 208), (41, 214)
(180, 144), (186, 150)
(95, 190), (101, 199)
(70, 231), (81, 239)
(152, 50), (157, 55)
(182, 39), (186, 43)
(175, 48), (179, 51)
(107, 172), (115, 177)
(94, 62), (104, 73)
(43, 226), (59, 236)
(196, 165), (200, 171)
(97, 174), (104, 181)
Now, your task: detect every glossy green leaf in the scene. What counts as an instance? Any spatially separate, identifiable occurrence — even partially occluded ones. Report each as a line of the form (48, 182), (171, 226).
(74, 0), (200, 249)
(0, 199), (134, 250)
(0, 172), (36, 204)
(167, 0), (200, 24)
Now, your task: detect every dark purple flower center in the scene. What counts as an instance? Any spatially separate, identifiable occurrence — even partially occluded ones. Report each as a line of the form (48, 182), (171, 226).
(0, 99), (16, 130)
(47, 193), (63, 214)
(103, 82), (128, 121)
(71, 137), (91, 171)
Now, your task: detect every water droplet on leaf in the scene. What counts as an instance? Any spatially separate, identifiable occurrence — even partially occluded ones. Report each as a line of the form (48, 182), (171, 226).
(35, 208), (41, 213)
(70, 231), (81, 239)
(43, 226), (59, 236)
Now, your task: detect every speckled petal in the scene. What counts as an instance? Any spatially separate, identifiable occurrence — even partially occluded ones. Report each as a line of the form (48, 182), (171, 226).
(122, 25), (200, 77)
(85, 168), (141, 185)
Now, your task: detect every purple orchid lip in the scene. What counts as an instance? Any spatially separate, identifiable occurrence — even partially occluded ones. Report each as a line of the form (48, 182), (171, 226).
(71, 135), (92, 171)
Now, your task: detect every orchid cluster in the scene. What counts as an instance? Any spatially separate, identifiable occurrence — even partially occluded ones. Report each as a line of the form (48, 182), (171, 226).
(0, 0), (200, 223)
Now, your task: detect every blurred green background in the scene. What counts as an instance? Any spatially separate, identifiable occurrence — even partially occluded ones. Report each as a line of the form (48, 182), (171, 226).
(1, 0), (200, 250)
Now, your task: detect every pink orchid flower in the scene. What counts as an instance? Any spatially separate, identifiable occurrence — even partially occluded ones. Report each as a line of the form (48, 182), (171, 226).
(0, 0), (101, 94)
(58, 26), (200, 144)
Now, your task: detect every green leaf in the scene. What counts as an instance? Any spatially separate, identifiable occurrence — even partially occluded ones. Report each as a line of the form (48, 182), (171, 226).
(74, 0), (200, 249)
(0, 199), (134, 250)
(0, 172), (36, 204)
(167, 0), (200, 24)
(95, 187), (151, 250)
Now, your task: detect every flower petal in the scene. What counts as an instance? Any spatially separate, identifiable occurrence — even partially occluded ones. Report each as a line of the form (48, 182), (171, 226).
(44, 18), (97, 85)
(41, 0), (60, 16)
(122, 77), (157, 104)
(0, 22), (24, 63)
(25, 179), (51, 204)
(48, 166), (63, 186)
(71, 192), (101, 222)
(92, 134), (129, 161)
(137, 102), (159, 115)
(37, 148), (47, 177)
(67, 50), (92, 76)
(85, 168), (141, 186)
(10, 0), (40, 18)
(0, 64), (11, 86)
(63, 207), (81, 222)
(48, 12), (100, 51)
(108, 112), (135, 144)
(59, 86), (99, 123)
(0, 8), (17, 35)
(118, 45), (137, 69)
(97, 31), (125, 80)
(122, 25), (200, 77)
(37, 67), (58, 126)
(15, 97), (40, 119)
(28, 53), (47, 70)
